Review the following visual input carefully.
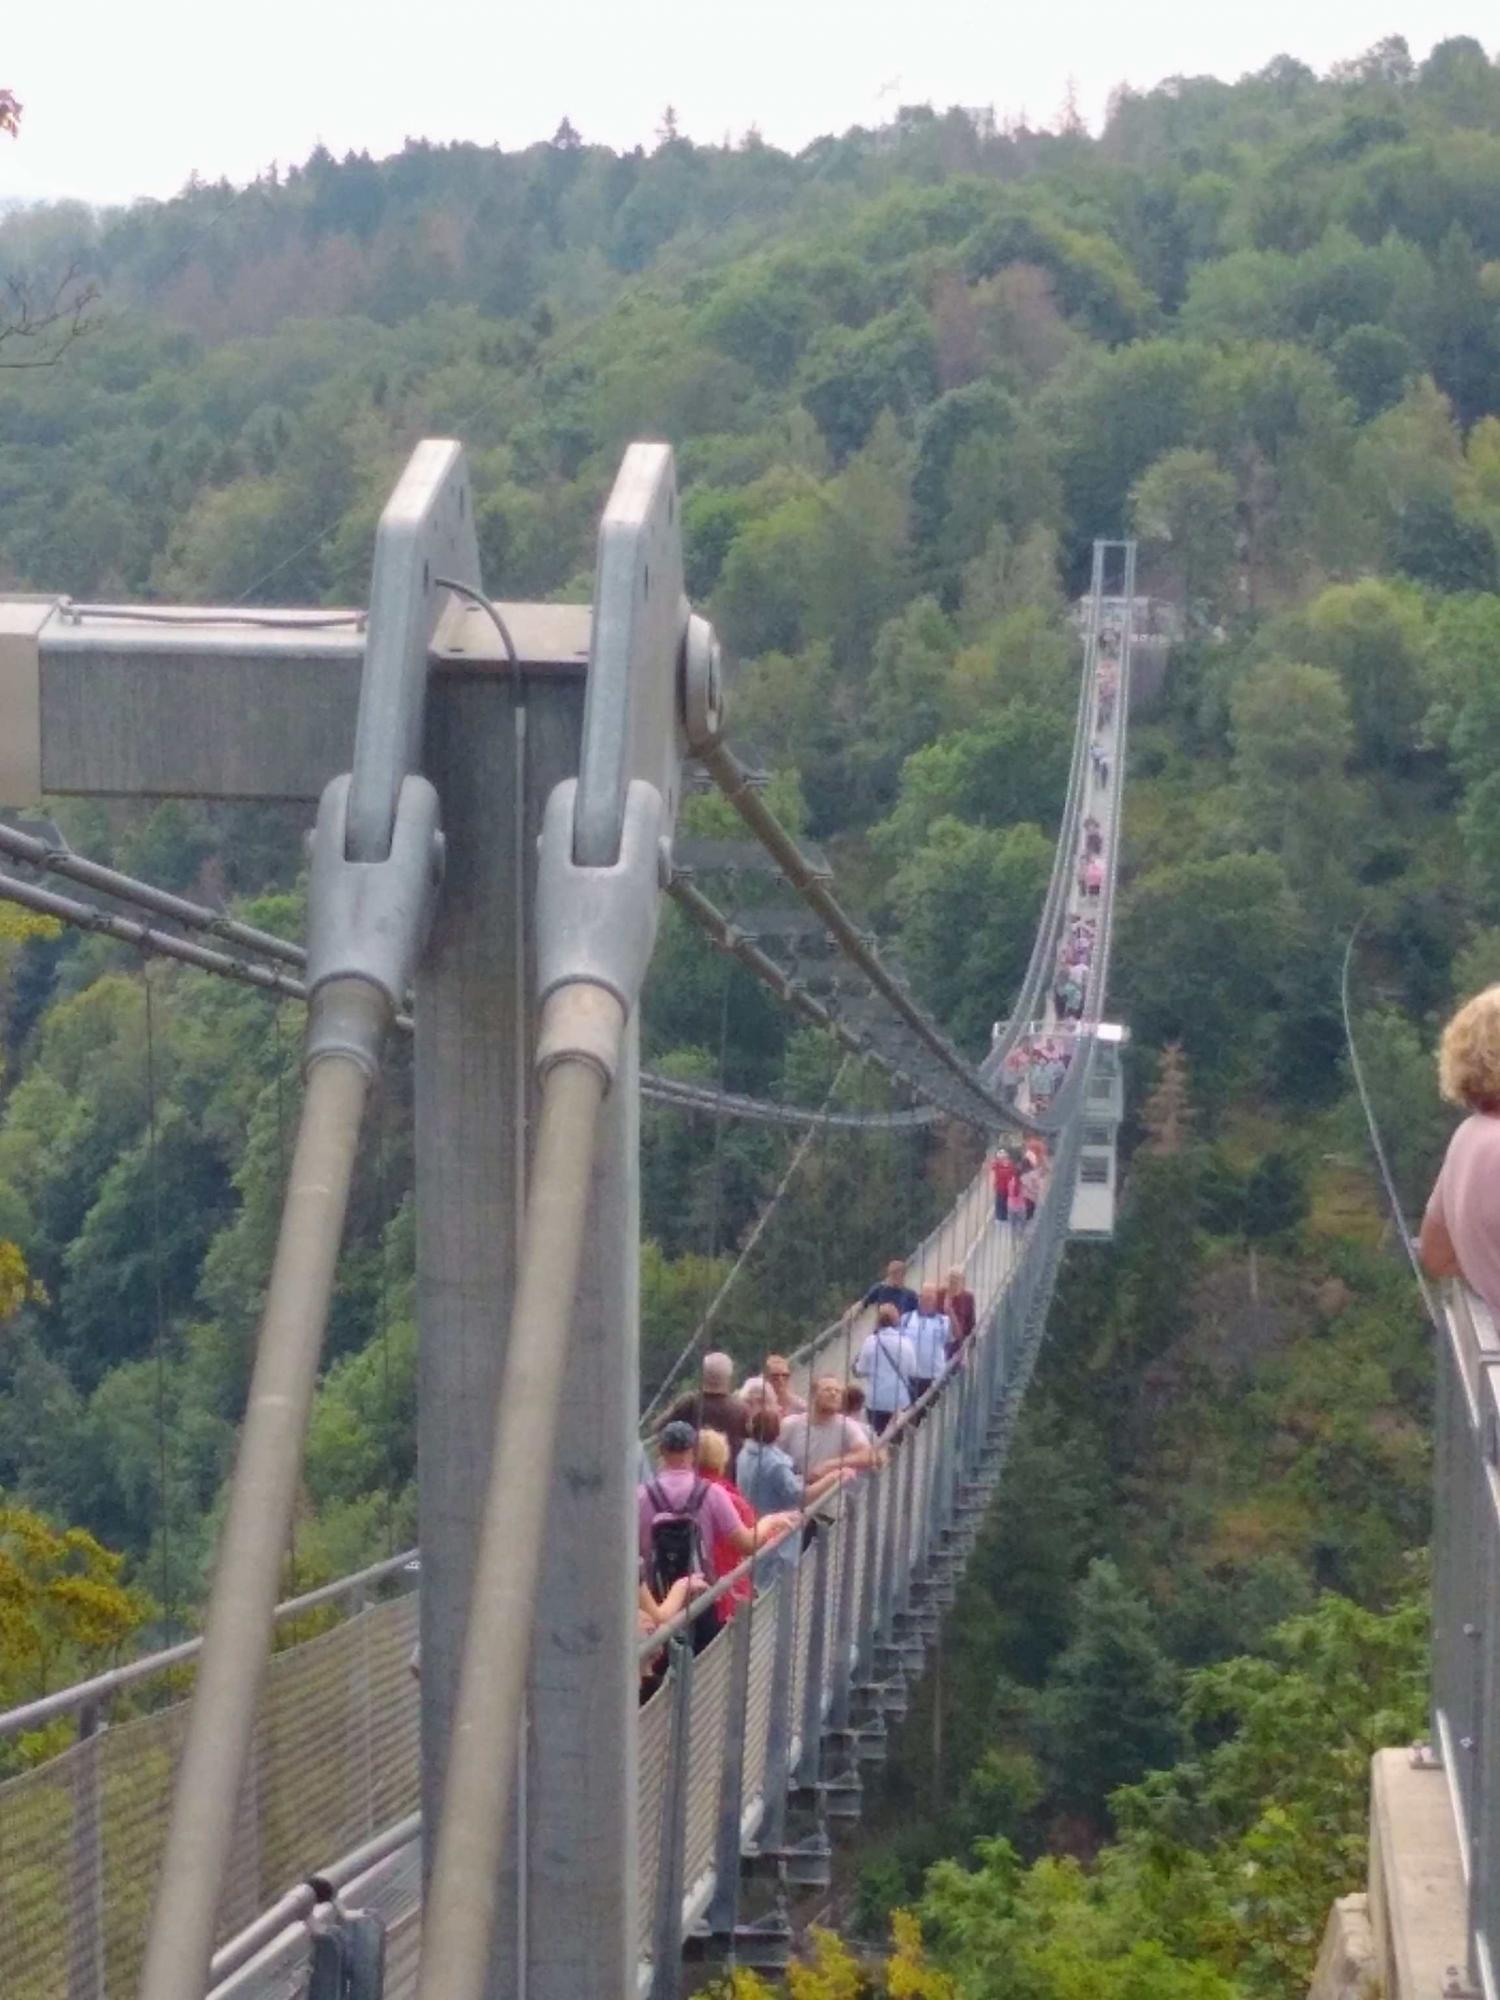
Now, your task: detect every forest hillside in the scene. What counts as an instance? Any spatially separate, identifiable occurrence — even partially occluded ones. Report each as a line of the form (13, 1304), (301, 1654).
(2, 31), (1499, 1994)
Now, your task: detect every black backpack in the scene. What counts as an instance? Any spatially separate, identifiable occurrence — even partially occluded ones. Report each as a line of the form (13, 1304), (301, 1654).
(645, 1478), (711, 1597)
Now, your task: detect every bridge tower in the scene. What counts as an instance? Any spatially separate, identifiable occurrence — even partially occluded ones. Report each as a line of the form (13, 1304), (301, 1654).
(0, 439), (711, 2000)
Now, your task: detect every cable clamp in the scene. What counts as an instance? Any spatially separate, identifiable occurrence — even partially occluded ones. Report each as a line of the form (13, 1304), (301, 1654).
(534, 777), (665, 1086)
(304, 772), (445, 1067)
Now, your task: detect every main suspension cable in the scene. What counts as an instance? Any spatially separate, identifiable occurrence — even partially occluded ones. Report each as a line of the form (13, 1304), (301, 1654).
(0, 819), (306, 970)
(666, 873), (1001, 1131)
(693, 738), (1020, 1128)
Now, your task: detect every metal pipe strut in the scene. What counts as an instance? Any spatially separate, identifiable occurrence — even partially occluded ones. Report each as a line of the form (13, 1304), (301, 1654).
(416, 1028), (616, 2000)
(137, 983), (381, 2000)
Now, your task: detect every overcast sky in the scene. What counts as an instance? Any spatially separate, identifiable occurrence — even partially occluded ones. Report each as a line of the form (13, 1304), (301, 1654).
(2, 3), (1494, 209)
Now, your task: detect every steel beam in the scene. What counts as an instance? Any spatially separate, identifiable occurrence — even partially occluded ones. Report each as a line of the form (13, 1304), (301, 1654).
(11, 600), (589, 802)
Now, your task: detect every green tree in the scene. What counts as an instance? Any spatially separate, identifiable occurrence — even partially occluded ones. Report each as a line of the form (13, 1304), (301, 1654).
(1339, 1006), (1454, 1218)
(1230, 658), (1360, 915)
(800, 301), (938, 459)
(1293, 578), (1429, 772)
(1118, 854), (1297, 1092)
(0, 1504), (148, 1714)
(860, 597), (960, 802)
(1115, 1587), (1427, 1995)
(1241, 1152), (1307, 1240)
(1429, 223), (1500, 428)
(1128, 448), (1238, 614)
(1327, 323), (1416, 420)
(1047, 340), (1211, 540)
(889, 819), (1052, 1049)
(874, 707), (1073, 861)
(1036, 1558), (1182, 1823)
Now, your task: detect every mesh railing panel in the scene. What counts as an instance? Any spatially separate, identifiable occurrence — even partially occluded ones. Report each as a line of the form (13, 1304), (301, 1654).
(819, 1511), (850, 1702)
(1432, 1284), (1500, 1977)
(385, 1905), (422, 2000)
(0, 1589), (418, 2000)
(784, 1537), (819, 1761)
(845, 1490), (871, 1664)
(636, 1682), (672, 1957)
(741, 1584), (780, 1813)
(681, 1636), (732, 1895)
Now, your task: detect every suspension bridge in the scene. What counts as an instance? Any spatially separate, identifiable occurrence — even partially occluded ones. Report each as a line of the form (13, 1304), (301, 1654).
(0, 437), (1272, 2000)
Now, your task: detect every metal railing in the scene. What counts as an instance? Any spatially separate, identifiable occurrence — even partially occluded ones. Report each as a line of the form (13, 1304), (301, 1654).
(0, 1555), (418, 2000)
(199, 1105), (1086, 2000)
(1433, 1281), (1500, 2000)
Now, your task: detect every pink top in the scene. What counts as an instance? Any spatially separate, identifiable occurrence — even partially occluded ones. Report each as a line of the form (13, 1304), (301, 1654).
(638, 1468), (743, 1565)
(1426, 1114), (1500, 1318)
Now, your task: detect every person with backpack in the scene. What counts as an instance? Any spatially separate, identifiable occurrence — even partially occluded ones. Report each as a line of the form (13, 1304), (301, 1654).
(638, 1420), (797, 1650)
(854, 1303), (919, 1436)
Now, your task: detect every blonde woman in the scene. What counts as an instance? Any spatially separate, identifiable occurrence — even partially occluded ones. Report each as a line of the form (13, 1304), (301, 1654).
(697, 1426), (756, 1624)
(1421, 984), (1500, 1316)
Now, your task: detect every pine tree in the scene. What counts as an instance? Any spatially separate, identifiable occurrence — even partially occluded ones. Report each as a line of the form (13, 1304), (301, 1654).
(1037, 1557), (1182, 1821)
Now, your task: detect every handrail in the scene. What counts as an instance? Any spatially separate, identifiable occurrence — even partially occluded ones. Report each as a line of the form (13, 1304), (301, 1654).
(1432, 1276), (1500, 1996)
(0, 1545), (417, 1740)
(206, 1811), (423, 1988)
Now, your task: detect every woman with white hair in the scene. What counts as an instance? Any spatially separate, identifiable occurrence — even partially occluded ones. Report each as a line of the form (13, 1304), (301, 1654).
(1421, 985), (1500, 1317)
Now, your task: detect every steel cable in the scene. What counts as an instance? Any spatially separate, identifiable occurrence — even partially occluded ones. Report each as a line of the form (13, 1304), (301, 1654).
(1339, 919), (1444, 1326)
(0, 842), (920, 1129)
(641, 1054), (853, 1428)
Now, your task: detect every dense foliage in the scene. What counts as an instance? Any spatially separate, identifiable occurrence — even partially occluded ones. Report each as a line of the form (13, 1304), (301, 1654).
(1, 27), (1496, 1981)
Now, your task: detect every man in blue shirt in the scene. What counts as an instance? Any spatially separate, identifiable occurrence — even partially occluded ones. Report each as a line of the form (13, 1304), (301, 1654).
(856, 1256), (918, 1319)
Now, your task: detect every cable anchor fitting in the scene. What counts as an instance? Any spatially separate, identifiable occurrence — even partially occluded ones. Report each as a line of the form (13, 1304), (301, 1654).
(534, 776), (667, 1089)
(303, 772), (445, 1075)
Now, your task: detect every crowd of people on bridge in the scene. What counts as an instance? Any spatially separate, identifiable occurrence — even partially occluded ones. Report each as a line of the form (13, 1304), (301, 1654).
(988, 632), (1121, 1129)
(637, 619), (1131, 1693)
(637, 1256), (980, 1689)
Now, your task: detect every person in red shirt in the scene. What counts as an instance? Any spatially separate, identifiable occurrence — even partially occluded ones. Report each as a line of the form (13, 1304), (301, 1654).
(990, 1149), (1018, 1223)
(697, 1427), (756, 1623)
(940, 1264), (976, 1362)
